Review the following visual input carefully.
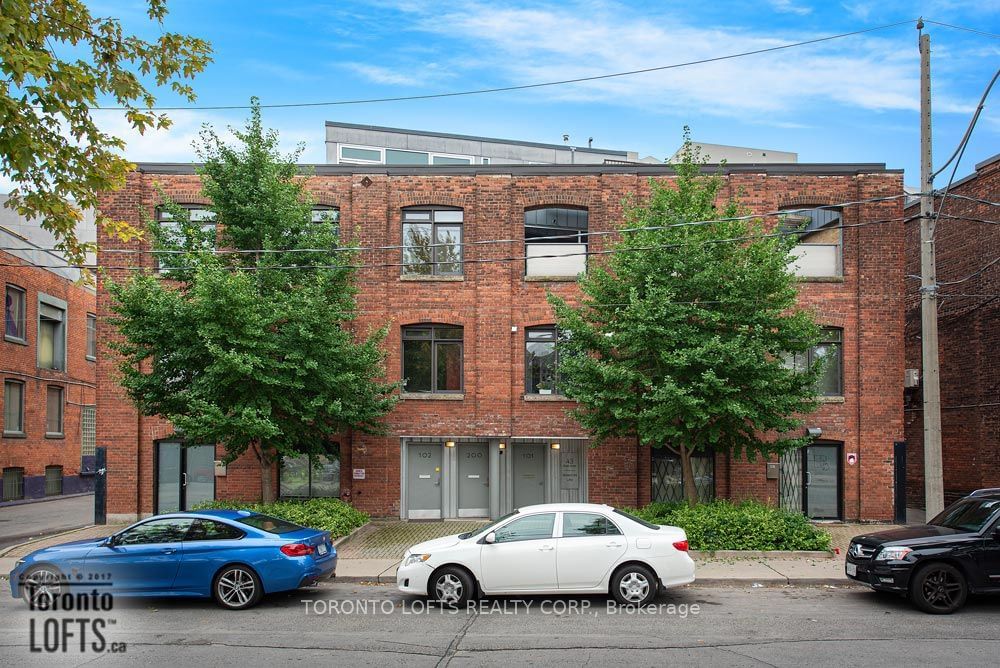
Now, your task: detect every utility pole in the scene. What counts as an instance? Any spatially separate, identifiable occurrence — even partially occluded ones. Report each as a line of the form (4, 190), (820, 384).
(918, 19), (944, 518)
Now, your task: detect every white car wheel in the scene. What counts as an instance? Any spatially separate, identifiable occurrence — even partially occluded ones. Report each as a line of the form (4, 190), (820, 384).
(611, 565), (658, 606)
(431, 567), (474, 606)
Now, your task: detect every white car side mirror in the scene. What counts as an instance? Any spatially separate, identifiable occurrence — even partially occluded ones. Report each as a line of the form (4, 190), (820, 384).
(484, 531), (496, 544)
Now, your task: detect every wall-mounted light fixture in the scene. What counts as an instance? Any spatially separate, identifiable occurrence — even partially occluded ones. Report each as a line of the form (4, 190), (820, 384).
(551, 442), (560, 450)
(806, 427), (822, 438)
(445, 440), (456, 448)
(498, 441), (506, 450)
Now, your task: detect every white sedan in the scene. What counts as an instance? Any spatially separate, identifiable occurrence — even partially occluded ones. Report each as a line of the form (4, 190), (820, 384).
(396, 503), (694, 606)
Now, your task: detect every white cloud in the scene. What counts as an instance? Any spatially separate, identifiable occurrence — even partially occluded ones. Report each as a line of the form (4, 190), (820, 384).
(339, 60), (456, 88)
(341, 63), (427, 86)
(841, 2), (872, 21)
(401, 3), (923, 122)
(768, 0), (812, 15)
(90, 109), (326, 164)
(243, 60), (319, 84)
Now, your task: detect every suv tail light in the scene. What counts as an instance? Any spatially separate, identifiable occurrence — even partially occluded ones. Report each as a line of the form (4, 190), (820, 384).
(280, 543), (314, 557)
(672, 540), (689, 552)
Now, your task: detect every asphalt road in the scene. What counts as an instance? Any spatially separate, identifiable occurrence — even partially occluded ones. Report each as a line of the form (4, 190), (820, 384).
(1, 581), (998, 667)
(0, 495), (95, 550)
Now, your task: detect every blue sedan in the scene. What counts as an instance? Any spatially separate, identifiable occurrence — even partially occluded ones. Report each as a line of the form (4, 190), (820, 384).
(8, 510), (337, 610)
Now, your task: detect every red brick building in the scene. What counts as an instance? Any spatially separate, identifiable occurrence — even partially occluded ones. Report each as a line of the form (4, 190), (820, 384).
(905, 153), (1000, 507)
(1, 239), (97, 503)
(97, 162), (904, 522)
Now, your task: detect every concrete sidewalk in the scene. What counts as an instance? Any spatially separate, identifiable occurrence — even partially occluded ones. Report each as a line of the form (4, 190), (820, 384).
(0, 493), (96, 550)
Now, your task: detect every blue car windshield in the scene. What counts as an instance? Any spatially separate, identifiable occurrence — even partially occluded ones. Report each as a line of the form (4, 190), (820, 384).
(235, 513), (303, 534)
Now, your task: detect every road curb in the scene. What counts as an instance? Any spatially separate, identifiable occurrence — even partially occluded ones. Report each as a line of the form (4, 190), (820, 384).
(690, 549), (834, 560)
(691, 578), (859, 587)
(325, 576), (859, 587)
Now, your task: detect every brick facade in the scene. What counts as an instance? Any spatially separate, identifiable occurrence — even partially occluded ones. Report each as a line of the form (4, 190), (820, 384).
(96, 163), (904, 522)
(1, 249), (97, 503)
(904, 153), (1000, 507)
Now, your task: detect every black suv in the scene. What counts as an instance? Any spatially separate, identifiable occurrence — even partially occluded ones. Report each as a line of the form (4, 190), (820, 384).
(846, 489), (1000, 613)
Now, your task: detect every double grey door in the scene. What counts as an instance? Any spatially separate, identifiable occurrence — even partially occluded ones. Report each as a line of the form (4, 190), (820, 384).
(155, 442), (215, 514)
(513, 443), (545, 508)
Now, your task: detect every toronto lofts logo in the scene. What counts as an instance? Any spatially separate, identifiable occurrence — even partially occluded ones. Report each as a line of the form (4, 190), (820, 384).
(24, 580), (127, 655)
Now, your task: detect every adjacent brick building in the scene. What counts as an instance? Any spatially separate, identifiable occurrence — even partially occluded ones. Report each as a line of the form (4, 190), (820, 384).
(904, 153), (1000, 507)
(1, 226), (97, 503)
(96, 161), (904, 523)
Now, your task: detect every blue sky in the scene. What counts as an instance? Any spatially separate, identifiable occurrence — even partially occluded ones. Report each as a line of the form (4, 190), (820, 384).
(38, 1), (1000, 188)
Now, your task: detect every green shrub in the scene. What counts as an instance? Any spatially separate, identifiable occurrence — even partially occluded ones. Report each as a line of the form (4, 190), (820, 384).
(194, 498), (369, 539)
(626, 500), (831, 552)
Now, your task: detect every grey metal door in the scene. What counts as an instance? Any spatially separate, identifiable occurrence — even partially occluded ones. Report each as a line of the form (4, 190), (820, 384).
(156, 443), (215, 513)
(513, 443), (545, 508)
(458, 443), (489, 517)
(805, 444), (841, 520)
(407, 444), (442, 519)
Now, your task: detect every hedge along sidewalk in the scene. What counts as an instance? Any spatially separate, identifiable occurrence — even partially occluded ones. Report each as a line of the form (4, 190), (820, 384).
(626, 500), (834, 552)
(194, 498), (370, 540)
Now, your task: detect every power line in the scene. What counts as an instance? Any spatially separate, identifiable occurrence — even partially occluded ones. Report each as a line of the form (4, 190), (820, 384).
(939, 255), (1000, 286)
(923, 19), (1000, 40)
(0, 194), (909, 257)
(0, 215), (908, 272)
(931, 66), (1000, 180)
(939, 192), (1000, 208)
(930, 67), (1000, 240)
(82, 20), (918, 111)
(936, 213), (1000, 226)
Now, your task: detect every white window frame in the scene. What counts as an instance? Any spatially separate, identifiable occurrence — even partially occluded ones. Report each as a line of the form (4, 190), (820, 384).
(338, 144), (476, 166)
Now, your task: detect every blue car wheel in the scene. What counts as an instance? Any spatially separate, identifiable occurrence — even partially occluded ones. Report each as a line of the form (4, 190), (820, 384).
(213, 565), (263, 610)
(21, 565), (65, 607)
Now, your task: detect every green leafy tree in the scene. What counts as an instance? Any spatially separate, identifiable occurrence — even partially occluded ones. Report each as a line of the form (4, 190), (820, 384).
(108, 101), (397, 502)
(0, 0), (212, 269)
(549, 131), (824, 506)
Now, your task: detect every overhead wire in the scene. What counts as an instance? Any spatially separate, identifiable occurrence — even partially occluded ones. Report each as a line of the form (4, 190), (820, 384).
(78, 20), (920, 111)
(0, 193), (910, 258)
(0, 214), (912, 272)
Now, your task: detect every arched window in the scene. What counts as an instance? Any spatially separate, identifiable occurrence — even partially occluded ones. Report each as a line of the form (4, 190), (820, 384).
(402, 207), (463, 276)
(310, 205), (340, 226)
(402, 324), (463, 393)
(780, 206), (842, 277)
(154, 205), (217, 271)
(524, 207), (588, 277)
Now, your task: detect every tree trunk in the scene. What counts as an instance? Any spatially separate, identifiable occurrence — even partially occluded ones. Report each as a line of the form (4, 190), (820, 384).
(251, 441), (276, 504)
(679, 443), (698, 507)
(261, 457), (275, 504)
